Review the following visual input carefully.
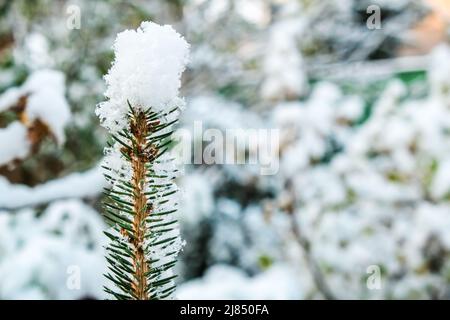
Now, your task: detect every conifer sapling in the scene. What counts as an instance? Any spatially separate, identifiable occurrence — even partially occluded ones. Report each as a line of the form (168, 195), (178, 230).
(96, 21), (189, 300)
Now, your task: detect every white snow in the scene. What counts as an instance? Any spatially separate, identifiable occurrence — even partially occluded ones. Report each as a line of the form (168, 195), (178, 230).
(179, 173), (214, 225)
(0, 165), (105, 209)
(0, 69), (71, 144)
(96, 21), (190, 132)
(14, 33), (53, 69)
(0, 121), (30, 166)
(261, 18), (307, 100)
(2, 1), (449, 300)
(177, 264), (302, 299)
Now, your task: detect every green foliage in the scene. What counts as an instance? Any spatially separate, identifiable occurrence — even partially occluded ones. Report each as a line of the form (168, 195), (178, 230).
(102, 104), (181, 300)
(258, 254), (274, 270)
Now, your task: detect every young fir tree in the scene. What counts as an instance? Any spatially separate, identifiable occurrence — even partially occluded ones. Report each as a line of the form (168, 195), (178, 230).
(96, 21), (189, 300)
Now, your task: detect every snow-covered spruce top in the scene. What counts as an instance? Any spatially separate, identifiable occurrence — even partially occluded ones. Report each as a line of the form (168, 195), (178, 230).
(96, 21), (190, 132)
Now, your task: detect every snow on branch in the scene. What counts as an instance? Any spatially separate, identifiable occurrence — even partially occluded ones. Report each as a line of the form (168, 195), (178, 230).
(0, 165), (105, 210)
(0, 69), (71, 166)
(0, 122), (30, 165)
(98, 21), (189, 300)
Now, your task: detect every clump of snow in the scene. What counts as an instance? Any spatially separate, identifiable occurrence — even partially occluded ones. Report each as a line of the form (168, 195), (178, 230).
(273, 82), (361, 176)
(0, 122), (30, 166)
(96, 21), (190, 132)
(431, 158), (450, 199)
(261, 18), (308, 101)
(14, 33), (53, 69)
(25, 71), (70, 144)
(235, 0), (270, 27)
(428, 44), (450, 101)
(0, 88), (22, 112)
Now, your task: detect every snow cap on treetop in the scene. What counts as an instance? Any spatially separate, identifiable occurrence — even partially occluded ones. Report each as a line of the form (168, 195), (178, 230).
(96, 21), (190, 132)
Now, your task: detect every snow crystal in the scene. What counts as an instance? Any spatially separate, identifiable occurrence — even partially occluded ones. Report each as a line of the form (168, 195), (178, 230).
(26, 86), (70, 144)
(0, 88), (22, 112)
(0, 200), (106, 299)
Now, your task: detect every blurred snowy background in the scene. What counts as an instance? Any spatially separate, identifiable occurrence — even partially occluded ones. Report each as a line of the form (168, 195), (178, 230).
(2, 0), (450, 299)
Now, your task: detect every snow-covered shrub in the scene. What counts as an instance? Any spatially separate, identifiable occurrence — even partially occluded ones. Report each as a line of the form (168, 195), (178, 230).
(268, 45), (450, 299)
